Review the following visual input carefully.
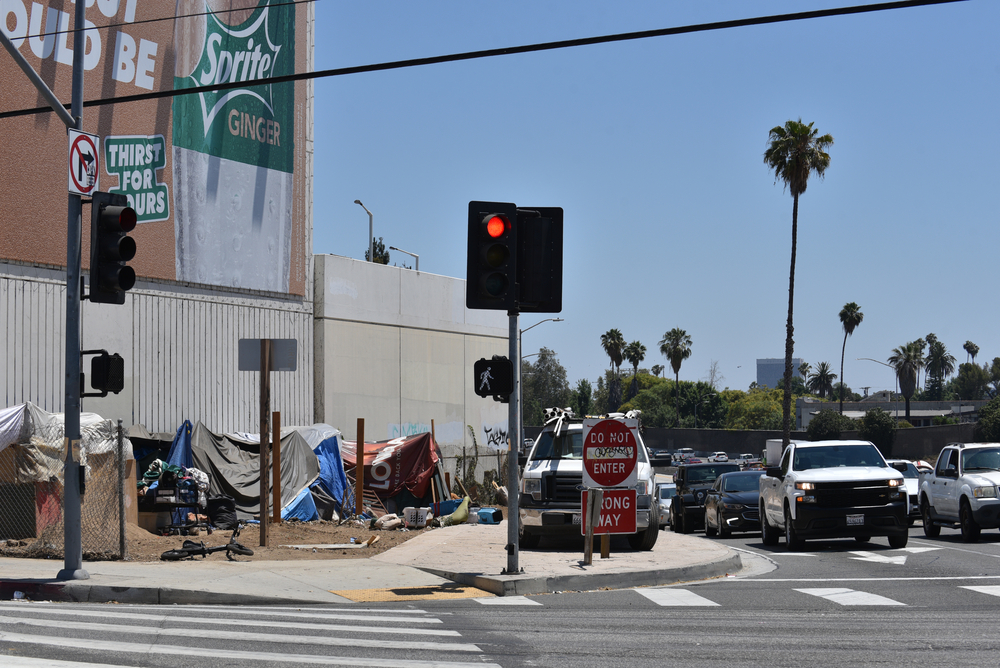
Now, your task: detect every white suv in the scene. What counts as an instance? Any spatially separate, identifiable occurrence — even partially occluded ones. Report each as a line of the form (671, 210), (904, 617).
(709, 452), (729, 462)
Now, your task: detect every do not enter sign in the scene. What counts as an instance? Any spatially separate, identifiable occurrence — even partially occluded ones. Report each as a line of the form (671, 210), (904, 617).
(582, 418), (640, 488)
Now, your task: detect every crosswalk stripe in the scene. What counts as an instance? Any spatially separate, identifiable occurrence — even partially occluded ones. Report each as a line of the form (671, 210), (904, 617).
(0, 615), (480, 653)
(795, 588), (905, 606)
(0, 604), (460, 637)
(0, 631), (501, 668)
(634, 588), (720, 606)
(960, 585), (1000, 598)
(4, 658), (142, 668)
(474, 596), (542, 606)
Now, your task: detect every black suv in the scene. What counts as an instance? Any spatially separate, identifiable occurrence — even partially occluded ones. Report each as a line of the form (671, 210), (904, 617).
(670, 462), (741, 533)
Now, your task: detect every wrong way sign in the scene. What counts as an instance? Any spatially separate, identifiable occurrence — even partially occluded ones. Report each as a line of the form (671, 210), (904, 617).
(580, 489), (638, 535)
(68, 129), (100, 196)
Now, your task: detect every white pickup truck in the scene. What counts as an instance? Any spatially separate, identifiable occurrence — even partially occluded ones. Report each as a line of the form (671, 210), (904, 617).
(759, 439), (909, 550)
(918, 442), (1000, 542)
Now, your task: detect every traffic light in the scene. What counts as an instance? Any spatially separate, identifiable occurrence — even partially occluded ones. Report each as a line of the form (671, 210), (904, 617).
(516, 206), (563, 313)
(89, 191), (137, 305)
(467, 201), (518, 310)
(81, 350), (125, 397)
(474, 356), (514, 400)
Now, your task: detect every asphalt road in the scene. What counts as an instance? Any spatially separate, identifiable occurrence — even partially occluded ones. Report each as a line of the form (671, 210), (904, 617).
(4, 523), (1000, 667)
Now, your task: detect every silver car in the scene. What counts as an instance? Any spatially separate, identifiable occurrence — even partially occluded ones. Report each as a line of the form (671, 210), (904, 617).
(656, 482), (677, 529)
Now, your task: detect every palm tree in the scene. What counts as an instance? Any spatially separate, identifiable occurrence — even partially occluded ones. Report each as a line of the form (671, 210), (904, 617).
(798, 361), (811, 380)
(600, 329), (625, 411)
(838, 302), (864, 414)
(651, 364), (664, 378)
(659, 328), (692, 426)
(925, 340), (957, 400)
(888, 341), (924, 421)
(764, 119), (834, 447)
(623, 341), (646, 400)
(807, 362), (837, 399)
(964, 341), (980, 364)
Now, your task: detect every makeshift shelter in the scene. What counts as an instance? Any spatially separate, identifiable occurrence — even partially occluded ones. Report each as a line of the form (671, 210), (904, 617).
(340, 433), (448, 514)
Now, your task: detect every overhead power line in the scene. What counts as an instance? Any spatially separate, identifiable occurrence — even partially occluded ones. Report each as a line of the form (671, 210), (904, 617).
(0, 0), (967, 121)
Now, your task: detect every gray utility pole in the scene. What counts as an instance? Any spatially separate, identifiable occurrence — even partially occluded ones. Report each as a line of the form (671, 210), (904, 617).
(506, 312), (521, 575)
(58, 0), (88, 580)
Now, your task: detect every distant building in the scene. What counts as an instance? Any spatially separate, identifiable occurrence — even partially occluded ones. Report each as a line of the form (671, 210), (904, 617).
(757, 358), (803, 390)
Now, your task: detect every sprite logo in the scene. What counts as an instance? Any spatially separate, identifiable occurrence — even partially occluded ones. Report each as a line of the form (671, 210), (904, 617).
(173, 2), (294, 173)
(104, 135), (169, 223)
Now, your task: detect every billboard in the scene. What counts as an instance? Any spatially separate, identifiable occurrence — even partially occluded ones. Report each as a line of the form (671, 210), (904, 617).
(0, 0), (309, 295)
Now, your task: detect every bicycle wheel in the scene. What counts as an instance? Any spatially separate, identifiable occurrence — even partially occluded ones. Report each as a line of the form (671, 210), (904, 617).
(160, 549), (190, 561)
(227, 543), (254, 557)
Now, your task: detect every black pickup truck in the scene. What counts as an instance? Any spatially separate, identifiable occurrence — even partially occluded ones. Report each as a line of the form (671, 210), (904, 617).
(670, 462), (741, 533)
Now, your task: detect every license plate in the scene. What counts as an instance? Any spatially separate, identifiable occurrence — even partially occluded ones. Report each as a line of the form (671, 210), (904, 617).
(572, 514), (582, 525)
(847, 514), (864, 526)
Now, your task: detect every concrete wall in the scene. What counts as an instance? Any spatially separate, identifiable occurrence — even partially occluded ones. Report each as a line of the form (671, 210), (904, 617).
(313, 254), (509, 466)
(0, 262), (314, 433)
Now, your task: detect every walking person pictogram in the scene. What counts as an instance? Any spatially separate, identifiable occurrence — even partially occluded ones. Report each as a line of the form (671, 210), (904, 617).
(479, 366), (494, 393)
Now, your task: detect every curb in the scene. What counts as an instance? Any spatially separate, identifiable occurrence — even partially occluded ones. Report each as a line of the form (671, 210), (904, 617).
(418, 552), (743, 596)
(0, 581), (333, 606)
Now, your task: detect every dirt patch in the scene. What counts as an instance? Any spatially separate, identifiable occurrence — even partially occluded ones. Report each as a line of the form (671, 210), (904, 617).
(1, 520), (430, 563)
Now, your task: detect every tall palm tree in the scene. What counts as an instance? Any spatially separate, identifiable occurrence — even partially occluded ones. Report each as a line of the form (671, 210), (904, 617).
(838, 302), (864, 415)
(623, 341), (646, 400)
(764, 119), (834, 447)
(888, 341), (924, 421)
(807, 361), (837, 399)
(600, 329), (625, 411)
(659, 328), (692, 426)
(964, 341), (980, 364)
(798, 361), (811, 380)
(925, 340), (956, 400)
(651, 364), (664, 378)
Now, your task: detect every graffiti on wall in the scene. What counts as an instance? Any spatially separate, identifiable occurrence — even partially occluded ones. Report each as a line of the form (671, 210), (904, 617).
(387, 422), (431, 439)
(481, 422), (509, 451)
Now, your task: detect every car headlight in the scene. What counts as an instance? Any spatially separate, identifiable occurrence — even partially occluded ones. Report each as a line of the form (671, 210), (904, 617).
(796, 482), (815, 491)
(523, 478), (541, 500)
(721, 502), (745, 511)
(973, 486), (998, 499)
(887, 479), (902, 487)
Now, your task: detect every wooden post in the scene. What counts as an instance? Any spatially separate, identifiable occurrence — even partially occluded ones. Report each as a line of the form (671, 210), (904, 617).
(583, 488), (603, 566)
(601, 533), (610, 559)
(259, 340), (271, 547)
(272, 411), (281, 525)
(355, 418), (365, 517)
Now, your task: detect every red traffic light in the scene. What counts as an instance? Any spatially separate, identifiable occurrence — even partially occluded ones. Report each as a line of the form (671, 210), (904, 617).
(485, 214), (508, 238)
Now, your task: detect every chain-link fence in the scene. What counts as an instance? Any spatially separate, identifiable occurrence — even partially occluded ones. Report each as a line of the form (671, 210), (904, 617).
(0, 404), (129, 561)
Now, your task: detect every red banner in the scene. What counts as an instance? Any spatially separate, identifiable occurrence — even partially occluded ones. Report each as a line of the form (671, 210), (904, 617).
(341, 433), (440, 499)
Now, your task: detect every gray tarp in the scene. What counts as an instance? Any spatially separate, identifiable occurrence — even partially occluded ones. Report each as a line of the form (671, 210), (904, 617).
(188, 422), (320, 519)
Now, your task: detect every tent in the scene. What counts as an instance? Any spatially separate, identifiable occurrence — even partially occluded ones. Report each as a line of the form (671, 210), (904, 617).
(340, 432), (447, 512)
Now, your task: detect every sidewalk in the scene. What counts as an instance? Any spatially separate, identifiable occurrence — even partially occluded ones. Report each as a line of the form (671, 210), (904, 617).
(0, 523), (741, 605)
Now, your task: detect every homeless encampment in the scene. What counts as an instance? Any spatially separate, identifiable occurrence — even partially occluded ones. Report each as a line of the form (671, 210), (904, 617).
(340, 433), (448, 513)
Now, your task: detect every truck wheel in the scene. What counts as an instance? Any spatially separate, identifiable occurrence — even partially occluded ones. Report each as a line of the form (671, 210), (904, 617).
(784, 505), (803, 551)
(760, 502), (779, 546)
(628, 519), (659, 551)
(718, 509), (732, 538)
(921, 498), (940, 537)
(960, 500), (981, 542)
(518, 522), (540, 549)
(888, 534), (908, 549)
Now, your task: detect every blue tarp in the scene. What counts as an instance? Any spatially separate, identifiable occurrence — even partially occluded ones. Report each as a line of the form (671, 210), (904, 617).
(312, 434), (351, 512)
(282, 486), (319, 521)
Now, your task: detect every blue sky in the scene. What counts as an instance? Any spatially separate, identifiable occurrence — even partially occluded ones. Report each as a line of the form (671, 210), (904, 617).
(312, 0), (999, 396)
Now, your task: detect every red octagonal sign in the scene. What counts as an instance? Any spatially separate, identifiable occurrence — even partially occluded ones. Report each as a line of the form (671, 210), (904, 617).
(582, 418), (639, 488)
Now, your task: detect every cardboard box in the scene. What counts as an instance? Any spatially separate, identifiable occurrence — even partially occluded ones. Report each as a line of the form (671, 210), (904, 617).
(137, 511), (172, 533)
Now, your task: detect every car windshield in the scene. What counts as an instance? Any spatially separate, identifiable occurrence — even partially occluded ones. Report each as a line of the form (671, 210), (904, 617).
(531, 430), (583, 460)
(894, 462), (919, 478)
(723, 472), (765, 492)
(792, 444), (886, 470)
(687, 465), (739, 484)
(658, 486), (676, 500)
(962, 448), (1000, 472)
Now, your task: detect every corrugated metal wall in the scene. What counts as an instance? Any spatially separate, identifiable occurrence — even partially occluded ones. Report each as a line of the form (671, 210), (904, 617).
(0, 265), (313, 434)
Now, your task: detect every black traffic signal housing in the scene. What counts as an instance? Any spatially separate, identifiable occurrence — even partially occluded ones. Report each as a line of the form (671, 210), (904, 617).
(467, 201), (518, 310)
(90, 191), (137, 305)
(81, 350), (125, 397)
(466, 201), (563, 313)
(516, 206), (563, 313)
(474, 356), (514, 401)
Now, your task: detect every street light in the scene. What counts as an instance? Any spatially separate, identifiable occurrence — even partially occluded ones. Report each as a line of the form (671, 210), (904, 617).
(354, 200), (373, 262)
(388, 245), (419, 272)
(857, 358), (899, 421)
(518, 318), (564, 451)
(694, 393), (716, 429)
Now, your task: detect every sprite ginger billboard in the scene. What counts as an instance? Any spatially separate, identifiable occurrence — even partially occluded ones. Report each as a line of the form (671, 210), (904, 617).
(0, 0), (309, 296)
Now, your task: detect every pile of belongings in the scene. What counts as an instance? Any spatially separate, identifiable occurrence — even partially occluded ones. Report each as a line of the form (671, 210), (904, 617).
(138, 459), (210, 508)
